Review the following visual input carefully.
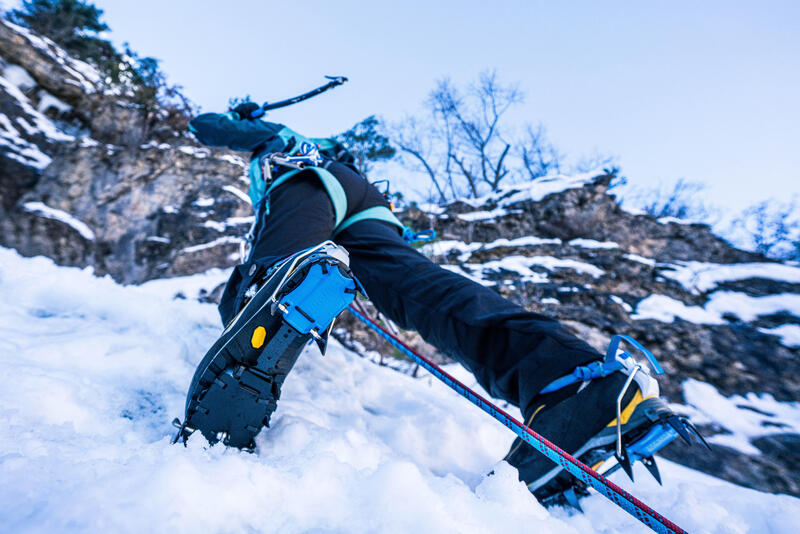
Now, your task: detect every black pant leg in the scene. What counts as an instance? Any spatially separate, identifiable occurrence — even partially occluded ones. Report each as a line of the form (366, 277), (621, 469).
(217, 162), (389, 326)
(218, 171), (336, 325)
(336, 219), (603, 416)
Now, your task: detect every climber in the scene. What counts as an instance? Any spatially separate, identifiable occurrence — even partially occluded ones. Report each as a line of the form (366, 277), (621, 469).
(173, 101), (690, 505)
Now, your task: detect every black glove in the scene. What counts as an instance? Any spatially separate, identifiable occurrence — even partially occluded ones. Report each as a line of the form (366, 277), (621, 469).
(231, 102), (261, 120)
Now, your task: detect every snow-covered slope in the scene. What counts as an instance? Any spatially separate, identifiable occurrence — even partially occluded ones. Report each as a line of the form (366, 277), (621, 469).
(1, 247), (798, 534)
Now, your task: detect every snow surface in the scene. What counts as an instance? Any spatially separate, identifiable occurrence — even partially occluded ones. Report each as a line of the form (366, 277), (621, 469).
(36, 90), (72, 114)
(2, 20), (102, 91)
(0, 59), (78, 169)
(624, 254), (657, 267)
(633, 292), (800, 330)
(22, 201), (95, 240)
(456, 207), (514, 221)
(180, 236), (242, 254)
(567, 238), (619, 249)
(1, 247), (799, 533)
(0, 112), (51, 168)
(660, 260), (800, 294)
(632, 295), (726, 325)
(465, 255), (605, 281)
(610, 295), (634, 312)
(758, 324), (800, 348)
(2, 64), (36, 90)
(677, 379), (800, 455)
(459, 170), (603, 209)
(422, 236), (561, 263)
(178, 145), (210, 158)
(223, 184), (251, 205)
(193, 197), (215, 208)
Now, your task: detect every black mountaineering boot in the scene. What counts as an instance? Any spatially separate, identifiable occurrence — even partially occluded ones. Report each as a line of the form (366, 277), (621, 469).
(504, 335), (708, 508)
(173, 241), (360, 450)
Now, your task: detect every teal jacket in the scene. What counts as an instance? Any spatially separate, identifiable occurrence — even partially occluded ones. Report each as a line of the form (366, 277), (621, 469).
(190, 112), (339, 207)
(189, 112), (403, 236)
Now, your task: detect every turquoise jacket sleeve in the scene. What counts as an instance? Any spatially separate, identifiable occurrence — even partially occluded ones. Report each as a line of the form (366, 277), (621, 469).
(188, 113), (286, 153)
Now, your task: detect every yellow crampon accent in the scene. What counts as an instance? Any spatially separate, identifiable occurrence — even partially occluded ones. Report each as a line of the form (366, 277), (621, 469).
(251, 326), (267, 349)
(606, 390), (656, 427)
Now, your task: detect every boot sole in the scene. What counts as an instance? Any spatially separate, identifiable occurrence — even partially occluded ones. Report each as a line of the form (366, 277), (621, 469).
(176, 247), (356, 449)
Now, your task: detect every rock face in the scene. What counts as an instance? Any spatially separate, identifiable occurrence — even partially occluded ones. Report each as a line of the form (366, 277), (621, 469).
(1, 18), (798, 499)
(0, 18), (252, 283)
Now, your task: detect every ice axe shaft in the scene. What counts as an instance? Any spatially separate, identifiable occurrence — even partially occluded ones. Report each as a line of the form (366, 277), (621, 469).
(251, 76), (348, 118)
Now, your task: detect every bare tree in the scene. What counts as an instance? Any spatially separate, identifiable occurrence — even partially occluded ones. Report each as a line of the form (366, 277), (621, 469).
(389, 71), (567, 204)
(639, 178), (714, 221)
(429, 72), (521, 195)
(521, 124), (562, 179)
(390, 116), (448, 204)
(735, 199), (800, 260)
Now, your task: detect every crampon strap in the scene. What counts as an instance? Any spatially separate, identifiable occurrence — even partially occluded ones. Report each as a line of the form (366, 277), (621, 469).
(538, 334), (665, 395)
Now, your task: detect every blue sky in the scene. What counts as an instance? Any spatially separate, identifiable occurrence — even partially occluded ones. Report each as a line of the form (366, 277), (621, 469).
(14, 1), (800, 209)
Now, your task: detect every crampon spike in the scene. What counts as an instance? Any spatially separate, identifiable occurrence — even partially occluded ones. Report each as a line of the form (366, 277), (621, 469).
(642, 456), (662, 485)
(667, 415), (693, 446)
(685, 420), (712, 451)
(616, 449), (635, 482)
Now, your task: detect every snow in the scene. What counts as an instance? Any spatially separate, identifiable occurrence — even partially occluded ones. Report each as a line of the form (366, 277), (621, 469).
(758, 324), (800, 348)
(660, 260), (800, 294)
(486, 236), (563, 248)
(140, 140), (173, 150)
(465, 255), (605, 281)
(22, 201), (95, 240)
(79, 137), (100, 147)
(440, 264), (496, 287)
(657, 216), (700, 225)
(2, 20), (102, 91)
(624, 253), (657, 267)
(36, 90), (72, 114)
(705, 291), (800, 322)
(136, 268), (232, 301)
(632, 294), (725, 324)
(178, 145), (210, 158)
(223, 184), (251, 205)
(568, 238), (619, 249)
(610, 295), (633, 312)
(421, 236), (562, 262)
(0, 247), (799, 533)
(202, 220), (227, 232)
(2, 64), (36, 90)
(0, 72), (74, 142)
(633, 292), (800, 334)
(677, 378), (800, 455)
(180, 236), (242, 254)
(417, 203), (446, 215)
(460, 171), (602, 209)
(457, 207), (511, 221)
(193, 197), (215, 208)
(219, 154), (246, 167)
(0, 113), (51, 168)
